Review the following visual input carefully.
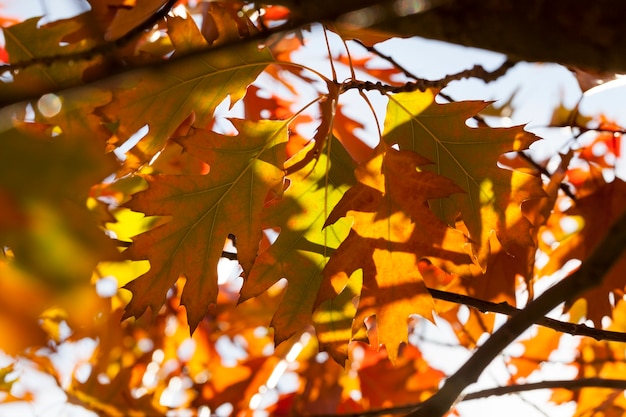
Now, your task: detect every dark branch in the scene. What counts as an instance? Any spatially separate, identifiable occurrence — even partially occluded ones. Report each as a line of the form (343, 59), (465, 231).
(407, 210), (626, 417)
(340, 61), (516, 94)
(462, 378), (626, 401)
(1, 0), (179, 72)
(374, 0), (626, 73)
(428, 288), (626, 343)
(311, 378), (626, 417)
(0, 0), (398, 74)
(0, 0), (402, 107)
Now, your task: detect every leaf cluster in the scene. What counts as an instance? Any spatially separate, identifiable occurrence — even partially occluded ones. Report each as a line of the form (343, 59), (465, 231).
(1, 1), (626, 417)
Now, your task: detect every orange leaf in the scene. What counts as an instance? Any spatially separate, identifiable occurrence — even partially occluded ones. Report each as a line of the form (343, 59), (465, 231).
(320, 143), (473, 362)
(263, 5), (291, 22)
(105, 0), (168, 41)
(358, 344), (444, 408)
(337, 54), (404, 86)
(540, 179), (626, 324)
(124, 119), (288, 330)
(508, 326), (562, 381)
(332, 104), (374, 163)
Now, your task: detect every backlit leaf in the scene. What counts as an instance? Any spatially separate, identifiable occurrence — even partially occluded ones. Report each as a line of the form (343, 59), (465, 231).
(241, 136), (355, 346)
(1, 15), (103, 100)
(124, 119), (288, 330)
(384, 90), (545, 264)
(540, 179), (626, 324)
(321, 142), (472, 362)
(100, 41), (273, 170)
(105, 0), (168, 41)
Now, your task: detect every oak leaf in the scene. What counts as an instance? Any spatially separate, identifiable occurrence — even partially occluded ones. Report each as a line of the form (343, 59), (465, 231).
(100, 41), (273, 170)
(0, 15), (104, 102)
(313, 271), (363, 365)
(240, 136), (355, 346)
(332, 103), (374, 163)
(104, 0), (169, 41)
(200, 1), (257, 46)
(384, 90), (545, 264)
(358, 344), (445, 409)
(564, 307), (626, 417)
(320, 142), (472, 362)
(124, 119), (288, 330)
(167, 14), (208, 55)
(508, 326), (563, 382)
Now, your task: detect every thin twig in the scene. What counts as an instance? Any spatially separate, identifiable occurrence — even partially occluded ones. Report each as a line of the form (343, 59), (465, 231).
(308, 378), (626, 417)
(428, 288), (626, 343)
(352, 38), (420, 80)
(1, 0), (179, 72)
(340, 61), (517, 95)
(353, 38), (517, 86)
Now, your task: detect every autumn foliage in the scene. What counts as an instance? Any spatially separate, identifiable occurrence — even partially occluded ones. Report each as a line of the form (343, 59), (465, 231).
(2, 1), (626, 416)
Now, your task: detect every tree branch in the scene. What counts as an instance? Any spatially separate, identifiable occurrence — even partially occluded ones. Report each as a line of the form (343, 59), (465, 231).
(1, 0), (179, 72)
(340, 60), (516, 94)
(4, 0), (626, 107)
(462, 378), (626, 401)
(0, 0), (400, 107)
(314, 378), (626, 417)
(406, 210), (626, 417)
(428, 288), (626, 343)
(374, 0), (626, 73)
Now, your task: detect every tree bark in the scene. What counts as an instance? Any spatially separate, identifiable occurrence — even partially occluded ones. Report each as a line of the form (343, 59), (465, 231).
(373, 0), (626, 72)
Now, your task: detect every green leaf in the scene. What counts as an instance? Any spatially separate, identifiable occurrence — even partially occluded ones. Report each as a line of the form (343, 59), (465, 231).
(240, 136), (356, 346)
(313, 269), (362, 365)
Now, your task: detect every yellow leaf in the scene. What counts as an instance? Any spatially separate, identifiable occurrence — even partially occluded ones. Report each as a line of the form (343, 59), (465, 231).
(240, 136), (355, 347)
(321, 143), (472, 362)
(384, 90), (545, 265)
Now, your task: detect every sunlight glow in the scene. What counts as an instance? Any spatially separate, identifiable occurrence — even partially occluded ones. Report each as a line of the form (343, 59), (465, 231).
(37, 94), (62, 118)
(95, 276), (118, 298)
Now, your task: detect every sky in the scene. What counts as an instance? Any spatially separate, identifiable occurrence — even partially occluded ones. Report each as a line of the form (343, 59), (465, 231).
(1, 1), (626, 417)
